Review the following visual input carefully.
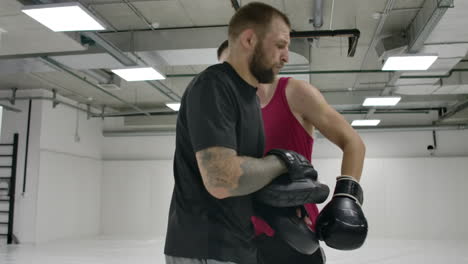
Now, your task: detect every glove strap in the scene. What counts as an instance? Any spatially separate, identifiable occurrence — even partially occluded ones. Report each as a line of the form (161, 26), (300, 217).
(333, 176), (364, 206)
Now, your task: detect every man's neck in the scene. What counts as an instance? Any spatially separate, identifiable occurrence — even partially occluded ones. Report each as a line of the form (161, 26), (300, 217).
(226, 56), (259, 88)
(257, 78), (279, 107)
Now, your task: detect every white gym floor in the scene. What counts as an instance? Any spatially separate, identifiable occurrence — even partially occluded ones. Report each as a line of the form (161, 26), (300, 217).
(1, 237), (468, 264)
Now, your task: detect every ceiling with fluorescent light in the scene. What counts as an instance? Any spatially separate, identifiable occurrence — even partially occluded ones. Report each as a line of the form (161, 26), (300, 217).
(0, 0), (467, 132)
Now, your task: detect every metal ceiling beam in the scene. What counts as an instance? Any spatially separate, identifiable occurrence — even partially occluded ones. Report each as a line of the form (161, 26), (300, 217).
(0, 95), (99, 116)
(81, 32), (137, 66)
(324, 92), (463, 106)
(94, 110), (178, 118)
(364, 0), (455, 119)
(101, 28), (314, 62)
(406, 0), (454, 53)
(352, 0), (396, 90)
(40, 56), (152, 117)
(95, 106), (447, 118)
(436, 99), (468, 123)
(0, 26), (310, 67)
(25, 0), (180, 106)
(101, 26), (229, 51)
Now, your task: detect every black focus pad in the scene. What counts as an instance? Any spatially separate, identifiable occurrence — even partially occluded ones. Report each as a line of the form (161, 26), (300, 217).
(262, 207), (320, 255)
(255, 173), (330, 207)
(334, 176), (364, 205)
(266, 149), (317, 180)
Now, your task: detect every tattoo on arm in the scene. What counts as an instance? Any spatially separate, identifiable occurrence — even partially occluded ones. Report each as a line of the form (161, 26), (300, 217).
(197, 147), (241, 190)
(231, 155), (286, 196)
(196, 147), (287, 198)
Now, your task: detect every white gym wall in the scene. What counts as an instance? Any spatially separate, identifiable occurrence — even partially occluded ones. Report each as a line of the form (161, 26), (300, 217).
(101, 129), (468, 240)
(2, 96), (468, 244)
(0, 90), (103, 243)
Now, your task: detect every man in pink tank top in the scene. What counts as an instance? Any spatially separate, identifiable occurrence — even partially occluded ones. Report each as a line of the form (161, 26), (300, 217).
(218, 41), (366, 264)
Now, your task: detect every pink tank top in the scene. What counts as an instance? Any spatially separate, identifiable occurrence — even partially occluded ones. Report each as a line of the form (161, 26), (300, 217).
(251, 77), (319, 236)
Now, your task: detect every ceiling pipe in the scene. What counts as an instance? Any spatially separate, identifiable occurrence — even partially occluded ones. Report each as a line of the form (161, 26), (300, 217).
(291, 29), (360, 57)
(94, 106), (445, 118)
(92, 110), (178, 118)
(103, 129), (177, 137)
(0, 94), (188, 120)
(312, 0), (324, 28)
(99, 24), (229, 34)
(399, 68), (468, 79)
(291, 29), (359, 38)
(102, 124), (468, 137)
(0, 103), (22, 113)
(165, 68), (468, 78)
(122, 0), (157, 31)
(355, 124), (467, 133)
(230, 0), (240, 11)
(0, 96), (100, 117)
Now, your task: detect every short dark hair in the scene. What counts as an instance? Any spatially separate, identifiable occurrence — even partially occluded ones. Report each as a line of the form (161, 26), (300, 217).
(228, 2), (290, 41)
(217, 40), (229, 60)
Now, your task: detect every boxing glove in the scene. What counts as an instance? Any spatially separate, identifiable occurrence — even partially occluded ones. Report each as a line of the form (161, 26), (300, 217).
(315, 176), (368, 250)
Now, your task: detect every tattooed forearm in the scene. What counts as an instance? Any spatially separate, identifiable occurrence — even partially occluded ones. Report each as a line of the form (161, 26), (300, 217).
(230, 155), (287, 196)
(197, 147), (241, 189)
(196, 146), (287, 199)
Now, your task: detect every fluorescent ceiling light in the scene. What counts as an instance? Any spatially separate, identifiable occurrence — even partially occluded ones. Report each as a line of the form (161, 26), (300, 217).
(111, 67), (165, 81)
(363, 97), (401, 106)
(351, 120), (381, 126)
(382, 55), (438, 71)
(22, 3), (105, 32)
(166, 103), (181, 111)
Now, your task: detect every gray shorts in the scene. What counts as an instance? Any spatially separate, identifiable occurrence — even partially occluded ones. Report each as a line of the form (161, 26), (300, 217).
(165, 255), (237, 264)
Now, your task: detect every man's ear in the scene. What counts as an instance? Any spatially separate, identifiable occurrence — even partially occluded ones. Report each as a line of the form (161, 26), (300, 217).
(239, 29), (258, 51)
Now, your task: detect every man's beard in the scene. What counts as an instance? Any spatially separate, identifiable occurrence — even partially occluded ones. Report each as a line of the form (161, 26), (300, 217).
(249, 42), (275, 84)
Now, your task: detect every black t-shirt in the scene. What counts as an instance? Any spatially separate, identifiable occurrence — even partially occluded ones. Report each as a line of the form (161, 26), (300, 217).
(164, 62), (265, 264)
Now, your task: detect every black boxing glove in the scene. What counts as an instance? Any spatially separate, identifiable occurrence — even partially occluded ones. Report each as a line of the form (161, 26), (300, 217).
(315, 176), (368, 250)
(258, 149), (329, 207)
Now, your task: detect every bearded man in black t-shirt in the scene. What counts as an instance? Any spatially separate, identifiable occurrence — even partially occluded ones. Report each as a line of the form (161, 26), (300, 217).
(164, 2), (300, 264)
